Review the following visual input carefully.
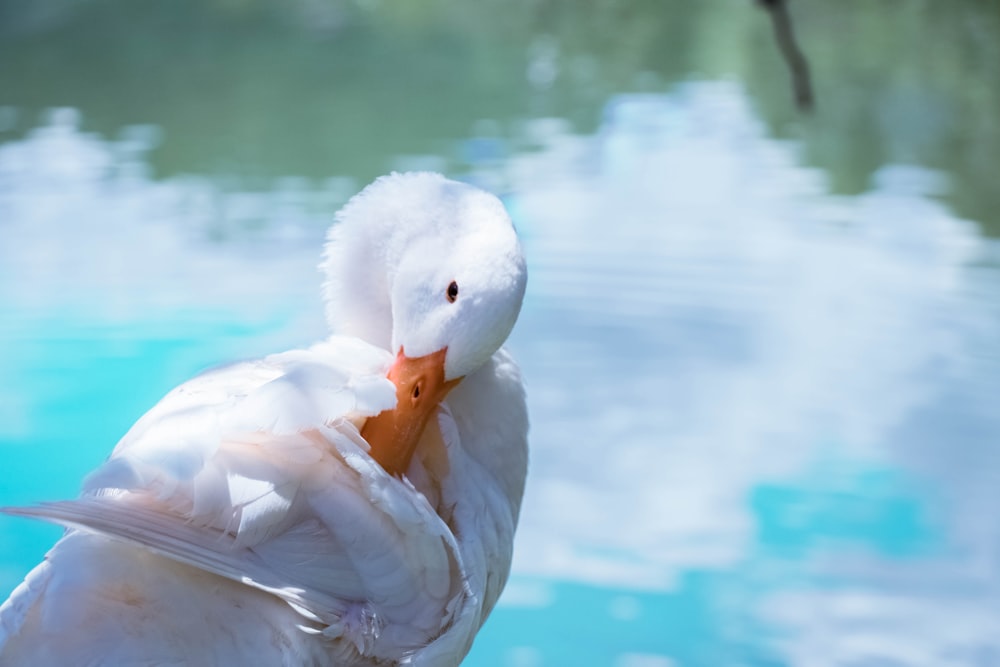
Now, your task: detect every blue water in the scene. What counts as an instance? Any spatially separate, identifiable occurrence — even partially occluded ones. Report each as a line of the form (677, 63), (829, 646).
(4, 83), (1000, 666)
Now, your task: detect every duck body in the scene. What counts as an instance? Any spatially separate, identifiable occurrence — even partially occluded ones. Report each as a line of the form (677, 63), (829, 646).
(0, 173), (529, 666)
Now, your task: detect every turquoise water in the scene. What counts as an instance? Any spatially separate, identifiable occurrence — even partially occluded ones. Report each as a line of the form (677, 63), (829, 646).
(4, 3), (1000, 665)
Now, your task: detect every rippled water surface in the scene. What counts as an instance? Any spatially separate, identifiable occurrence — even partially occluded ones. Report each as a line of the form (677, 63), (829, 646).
(2, 2), (1000, 665)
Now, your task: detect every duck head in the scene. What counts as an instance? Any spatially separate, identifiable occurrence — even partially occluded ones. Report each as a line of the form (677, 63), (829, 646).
(322, 173), (527, 474)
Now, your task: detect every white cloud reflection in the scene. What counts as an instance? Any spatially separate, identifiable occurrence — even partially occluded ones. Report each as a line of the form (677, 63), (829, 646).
(0, 109), (339, 332)
(501, 82), (1000, 661)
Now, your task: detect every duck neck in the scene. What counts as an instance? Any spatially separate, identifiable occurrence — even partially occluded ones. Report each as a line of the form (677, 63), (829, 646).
(321, 221), (395, 351)
(445, 348), (529, 525)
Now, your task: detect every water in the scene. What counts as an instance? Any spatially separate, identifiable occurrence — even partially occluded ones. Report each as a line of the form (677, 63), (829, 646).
(3, 2), (1000, 665)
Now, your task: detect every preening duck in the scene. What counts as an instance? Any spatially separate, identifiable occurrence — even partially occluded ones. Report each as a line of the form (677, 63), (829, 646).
(0, 172), (529, 666)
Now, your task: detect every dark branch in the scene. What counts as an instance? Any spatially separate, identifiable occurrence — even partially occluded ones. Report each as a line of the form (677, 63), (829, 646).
(757, 0), (814, 112)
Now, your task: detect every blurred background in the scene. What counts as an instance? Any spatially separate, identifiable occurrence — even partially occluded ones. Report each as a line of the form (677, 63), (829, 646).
(2, 1), (1000, 665)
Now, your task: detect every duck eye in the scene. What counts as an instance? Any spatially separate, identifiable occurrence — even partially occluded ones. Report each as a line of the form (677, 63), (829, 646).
(446, 281), (459, 303)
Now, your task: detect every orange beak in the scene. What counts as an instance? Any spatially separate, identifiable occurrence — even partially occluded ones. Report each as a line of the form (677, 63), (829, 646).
(360, 347), (462, 475)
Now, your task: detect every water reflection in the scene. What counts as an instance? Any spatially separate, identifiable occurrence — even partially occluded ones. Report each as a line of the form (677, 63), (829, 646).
(3, 1), (998, 235)
(502, 82), (1000, 665)
(3, 81), (1000, 667)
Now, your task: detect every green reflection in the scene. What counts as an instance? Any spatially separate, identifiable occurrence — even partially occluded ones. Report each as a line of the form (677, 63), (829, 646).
(742, 1), (1000, 234)
(0, 0), (723, 185)
(1, 0), (998, 233)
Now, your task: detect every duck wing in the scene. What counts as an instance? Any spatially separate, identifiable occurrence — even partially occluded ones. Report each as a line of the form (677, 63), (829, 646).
(5, 335), (471, 660)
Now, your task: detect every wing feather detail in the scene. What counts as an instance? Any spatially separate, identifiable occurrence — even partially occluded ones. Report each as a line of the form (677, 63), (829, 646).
(5, 336), (472, 659)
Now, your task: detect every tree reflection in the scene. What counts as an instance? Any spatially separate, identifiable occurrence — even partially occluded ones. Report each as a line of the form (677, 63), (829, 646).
(0, 0), (997, 234)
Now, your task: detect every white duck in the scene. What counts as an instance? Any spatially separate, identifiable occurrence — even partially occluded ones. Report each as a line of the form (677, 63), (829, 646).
(0, 172), (529, 666)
